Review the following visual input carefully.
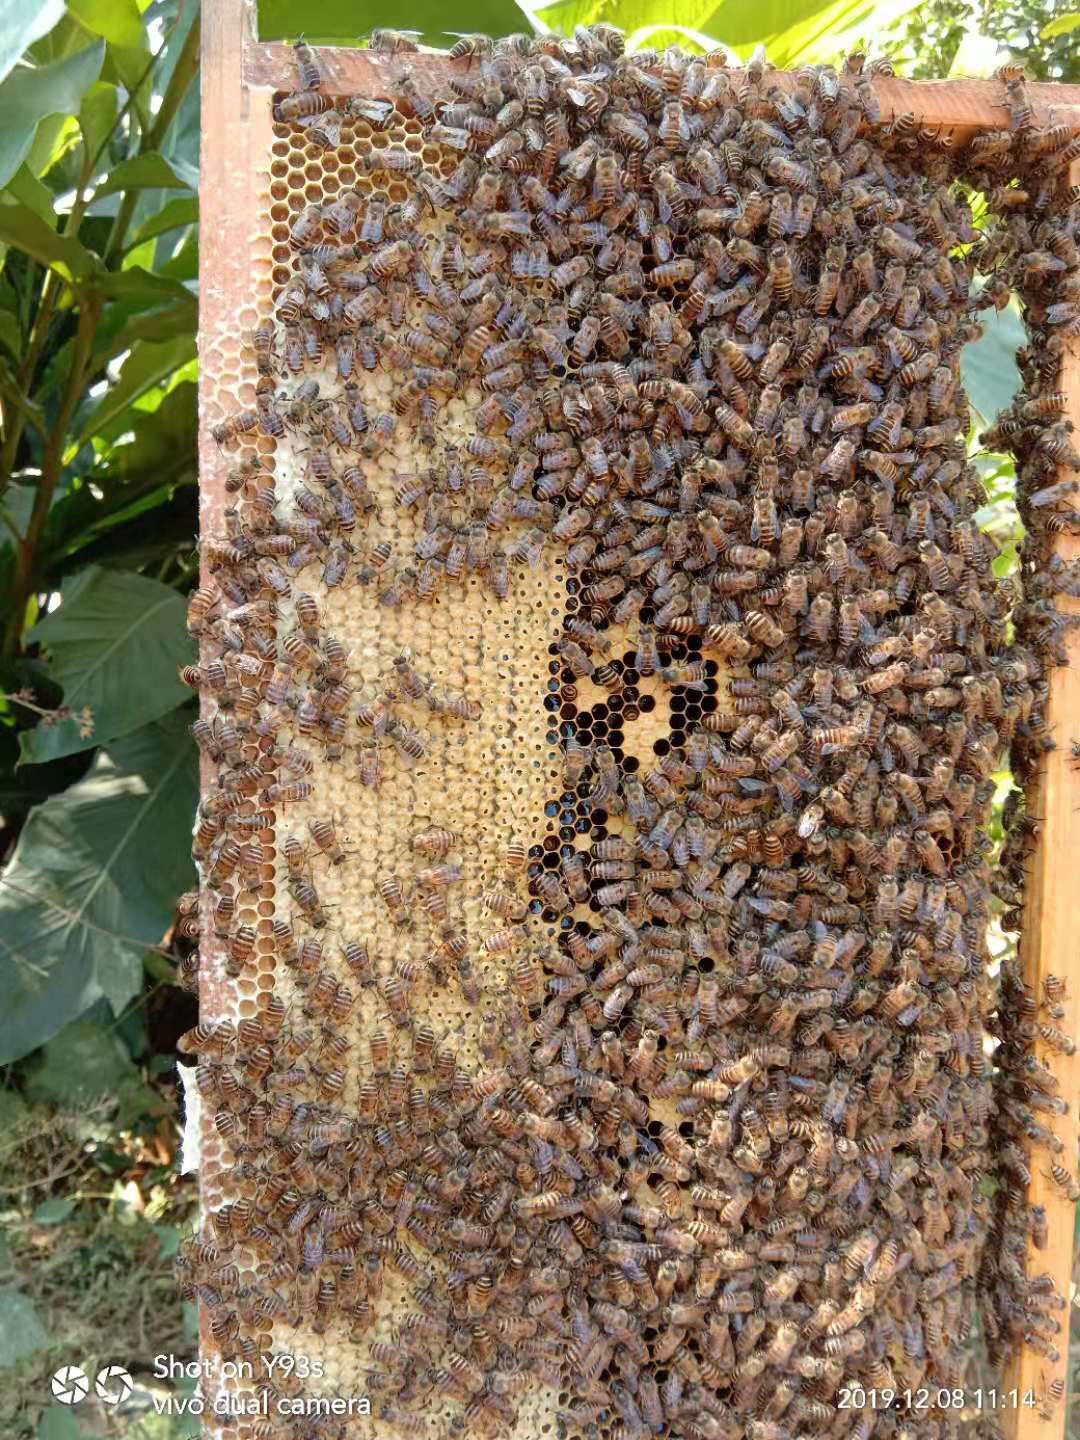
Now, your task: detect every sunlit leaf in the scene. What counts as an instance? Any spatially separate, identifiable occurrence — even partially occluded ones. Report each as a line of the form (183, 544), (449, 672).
(0, 712), (197, 1063)
(78, 79), (119, 158)
(68, 0), (145, 47)
(69, 0), (151, 119)
(72, 331), (196, 448)
(1040, 13), (1080, 38)
(0, 40), (104, 190)
(20, 565), (194, 763)
(530, 0), (922, 65)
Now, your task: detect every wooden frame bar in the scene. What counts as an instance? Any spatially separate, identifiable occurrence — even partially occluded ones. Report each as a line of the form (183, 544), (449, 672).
(199, 3), (1080, 1436)
(1001, 158), (1080, 1440)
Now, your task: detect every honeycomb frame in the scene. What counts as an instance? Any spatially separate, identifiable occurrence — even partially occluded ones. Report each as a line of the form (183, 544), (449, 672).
(194, 5), (1080, 1438)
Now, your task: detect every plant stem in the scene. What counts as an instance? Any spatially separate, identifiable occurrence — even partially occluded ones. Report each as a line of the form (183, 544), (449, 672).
(2, 296), (100, 658)
(0, 141), (98, 501)
(103, 16), (201, 269)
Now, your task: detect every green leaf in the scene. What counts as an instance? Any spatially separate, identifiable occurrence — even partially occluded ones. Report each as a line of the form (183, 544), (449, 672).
(73, 332), (196, 447)
(4, 163), (57, 223)
(68, 0), (145, 48)
(1040, 13), (1080, 37)
(27, 111), (81, 177)
(74, 0), (152, 123)
(79, 79), (119, 158)
(531, 0), (921, 65)
(26, 1017), (135, 1100)
(92, 150), (190, 199)
(21, 565), (194, 763)
(127, 193), (198, 249)
(259, 0), (525, 45)
(93, 265), (195, 306)
(0, 712), (198, 1063)
(0, 41), (105, 190)
(98, 296), (198, 359)
(38, 1410), (89, 1440)
(0, 0), (66, 88)
(0, 1289), (50, 1366)
(0, 202), (97, 280)
(961, 301), (1024, 430)
(32, 1196), (78, 1224)
(38, 382), (196, 571)
(154, 1223), (182, 1257)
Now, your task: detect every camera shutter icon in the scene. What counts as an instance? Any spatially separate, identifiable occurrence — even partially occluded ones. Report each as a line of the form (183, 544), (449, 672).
(51, 1366), (90, 1405)
(95, 1365), (134, 1405)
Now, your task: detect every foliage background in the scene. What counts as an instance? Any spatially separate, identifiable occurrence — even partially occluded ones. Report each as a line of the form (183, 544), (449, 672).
(0, 0), (1076, 1435)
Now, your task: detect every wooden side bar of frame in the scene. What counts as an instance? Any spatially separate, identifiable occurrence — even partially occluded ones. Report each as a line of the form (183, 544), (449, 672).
(1001, 157), (1080, 1440)
(199, 3), (1080, 1435)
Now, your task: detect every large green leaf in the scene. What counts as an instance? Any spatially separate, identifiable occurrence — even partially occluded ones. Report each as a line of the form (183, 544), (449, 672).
(961, 301), (1024, 431)
(78, 78), (118, 157)
(68, 0), (145, 48)
(0, 712), (198, 1063)
(258, 0), (526, 46)
(25, 1016), (163, 1126)
(69, 0), (153, 122)
(0, 0), (66, 88)
(20, 565), (194, 763)
(5, 163), (59, 223)
(92, 150), (191, 199)
(1041, 13), (1080, 38)
(0, 1290), (50, 1366)
(127, 193), (198, 250)
(94, 265), (196, 306)
(529, 0), (920, 63)
(72, 331), (196, 448)
(0, 202), (98, 281)
(0, 40), (105, 190)
(99, 294), (198, 358)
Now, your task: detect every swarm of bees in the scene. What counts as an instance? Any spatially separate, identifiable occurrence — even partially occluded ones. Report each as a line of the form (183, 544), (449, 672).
(182, 28), (1080, 1439)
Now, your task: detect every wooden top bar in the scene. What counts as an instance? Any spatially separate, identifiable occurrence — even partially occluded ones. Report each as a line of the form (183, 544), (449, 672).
(241, 30), (1080, 140)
